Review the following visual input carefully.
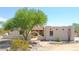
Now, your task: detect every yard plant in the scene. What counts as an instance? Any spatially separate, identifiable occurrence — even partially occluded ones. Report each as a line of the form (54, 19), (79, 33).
(56, 37), (61, 42)
(10, 39), (29, 51)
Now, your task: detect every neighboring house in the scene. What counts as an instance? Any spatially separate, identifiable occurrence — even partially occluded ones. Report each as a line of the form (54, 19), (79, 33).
(32, 26), (74, 41)
(3, 30), (22, 39)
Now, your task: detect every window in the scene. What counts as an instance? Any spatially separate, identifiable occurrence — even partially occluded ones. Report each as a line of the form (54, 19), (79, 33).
(56, 29), (58, 30)
(50, 31), (53, 36)
(62, 29), (64, 30)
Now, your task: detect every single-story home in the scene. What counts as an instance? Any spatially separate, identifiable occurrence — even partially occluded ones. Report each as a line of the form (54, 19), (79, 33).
(32, 26), (74, 41)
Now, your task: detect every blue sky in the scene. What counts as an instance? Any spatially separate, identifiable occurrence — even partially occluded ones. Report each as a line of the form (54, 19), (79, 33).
(0, 7), (79, 26)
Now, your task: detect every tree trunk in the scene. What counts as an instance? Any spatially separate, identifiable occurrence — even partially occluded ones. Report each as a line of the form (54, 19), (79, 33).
(22, 31), (29, 40)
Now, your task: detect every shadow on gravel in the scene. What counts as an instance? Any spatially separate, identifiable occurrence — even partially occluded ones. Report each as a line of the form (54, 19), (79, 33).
(0, 40), (10, 49)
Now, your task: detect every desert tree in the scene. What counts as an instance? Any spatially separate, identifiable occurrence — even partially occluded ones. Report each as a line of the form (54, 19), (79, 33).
(3, 8), (47, 40)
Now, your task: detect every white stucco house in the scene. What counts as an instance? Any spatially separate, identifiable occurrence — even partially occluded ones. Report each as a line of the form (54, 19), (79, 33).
(32, 26), (74, 41)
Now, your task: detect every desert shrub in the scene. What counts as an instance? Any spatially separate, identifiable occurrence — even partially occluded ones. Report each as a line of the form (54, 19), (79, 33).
(56, 37), (61, 42)
(0, 29), (7, 35)
(10, 39), (29, 51)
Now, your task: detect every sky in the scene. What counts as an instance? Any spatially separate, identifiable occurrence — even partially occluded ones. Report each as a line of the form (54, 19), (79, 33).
(0, 7), (79, 26)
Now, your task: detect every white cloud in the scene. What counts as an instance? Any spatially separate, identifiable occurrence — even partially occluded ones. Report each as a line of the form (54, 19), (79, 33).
(0, 17), (8, 28)
(0, 17), (7, 22)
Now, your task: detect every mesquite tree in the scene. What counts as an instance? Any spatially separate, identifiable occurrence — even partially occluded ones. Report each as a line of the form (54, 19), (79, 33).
(3, 8), (47, 40)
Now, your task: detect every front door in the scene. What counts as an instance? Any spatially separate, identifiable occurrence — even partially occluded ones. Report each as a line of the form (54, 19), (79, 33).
(68, 29), (71, 41)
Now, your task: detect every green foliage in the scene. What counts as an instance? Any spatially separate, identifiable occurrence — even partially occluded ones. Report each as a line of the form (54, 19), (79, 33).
(3, 8), (47, 40)
(14, 8), (47, 30)
(56, 37), (61, 42)
(73, 23), (79, 36)
(3, 18), (16, 30)
(10, 39), (29, 51)
(73, 23), (79, 33)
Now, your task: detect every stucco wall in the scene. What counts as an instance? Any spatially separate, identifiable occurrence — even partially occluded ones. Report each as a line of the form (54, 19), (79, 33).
(43, 26), (74, 41)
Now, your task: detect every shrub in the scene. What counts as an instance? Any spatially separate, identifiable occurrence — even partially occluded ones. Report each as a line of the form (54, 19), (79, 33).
(0, 29), (7, 35)
(56, 37), (61, 42)
(10, 39), (29, 51)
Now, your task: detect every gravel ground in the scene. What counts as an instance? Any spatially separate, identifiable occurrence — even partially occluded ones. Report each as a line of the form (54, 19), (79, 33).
(0, 37), (79, 51)
(31, 41), (79, 51)
(1, 41), (79, 51)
